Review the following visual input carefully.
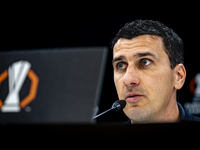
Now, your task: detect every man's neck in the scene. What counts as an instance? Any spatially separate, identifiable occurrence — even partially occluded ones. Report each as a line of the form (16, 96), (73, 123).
(154, 92), (180, 123)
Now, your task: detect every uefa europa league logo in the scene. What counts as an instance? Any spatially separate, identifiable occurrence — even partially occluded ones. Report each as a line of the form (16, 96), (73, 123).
(0, 60), (39, 113)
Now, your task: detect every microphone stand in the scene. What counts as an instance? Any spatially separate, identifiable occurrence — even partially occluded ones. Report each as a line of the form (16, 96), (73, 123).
(92, 100), (126, 120)
(92, 107), (115, 119)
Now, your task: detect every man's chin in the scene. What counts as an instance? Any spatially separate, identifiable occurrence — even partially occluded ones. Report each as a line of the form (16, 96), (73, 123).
(123, 106), (152, 123)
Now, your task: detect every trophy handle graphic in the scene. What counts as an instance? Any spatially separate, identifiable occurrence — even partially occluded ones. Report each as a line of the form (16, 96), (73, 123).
(1, 61), (31, 112)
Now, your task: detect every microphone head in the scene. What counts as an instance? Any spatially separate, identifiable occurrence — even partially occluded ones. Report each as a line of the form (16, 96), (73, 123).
(112, 100), (126, 112)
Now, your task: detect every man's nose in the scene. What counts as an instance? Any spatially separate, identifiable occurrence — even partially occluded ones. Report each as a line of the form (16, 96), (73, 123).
(123, 67), (139, 87)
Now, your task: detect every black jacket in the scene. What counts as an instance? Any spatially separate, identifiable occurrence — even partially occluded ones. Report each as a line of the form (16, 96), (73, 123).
(177, 102), (200, 122)
(125, 102), (200, 124)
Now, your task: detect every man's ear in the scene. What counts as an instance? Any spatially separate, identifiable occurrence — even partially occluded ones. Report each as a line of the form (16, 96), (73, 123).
(174, 64), (186, 90)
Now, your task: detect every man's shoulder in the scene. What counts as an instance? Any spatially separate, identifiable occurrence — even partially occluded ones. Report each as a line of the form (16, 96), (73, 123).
(178, 102), (200, 122)
(183, 110), (200, 122)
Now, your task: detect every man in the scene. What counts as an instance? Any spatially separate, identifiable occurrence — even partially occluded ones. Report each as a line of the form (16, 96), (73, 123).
(111, 20), (200, 123)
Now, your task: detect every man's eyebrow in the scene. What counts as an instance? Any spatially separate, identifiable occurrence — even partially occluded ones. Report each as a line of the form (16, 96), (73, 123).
(134, 52), (158, 59)
(112, 52), (158, 65)
(112, 55), (126, 65)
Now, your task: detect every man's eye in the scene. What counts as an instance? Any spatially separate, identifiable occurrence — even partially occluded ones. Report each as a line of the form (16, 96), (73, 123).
(140, 59), (151, 67)
(117, 62), (127, 70)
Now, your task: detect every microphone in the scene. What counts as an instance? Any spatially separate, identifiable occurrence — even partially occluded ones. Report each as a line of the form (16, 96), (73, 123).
(92, 100), (126, 119)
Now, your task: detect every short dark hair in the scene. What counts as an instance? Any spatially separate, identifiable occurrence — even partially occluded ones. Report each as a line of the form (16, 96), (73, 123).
(111, 20), (184, 69)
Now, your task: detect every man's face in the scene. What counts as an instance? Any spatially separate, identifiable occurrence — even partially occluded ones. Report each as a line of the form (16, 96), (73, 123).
(113, 35), (177, 123)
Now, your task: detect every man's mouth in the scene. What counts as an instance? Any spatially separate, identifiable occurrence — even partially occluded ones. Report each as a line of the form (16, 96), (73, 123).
(125, 93), (143, 103)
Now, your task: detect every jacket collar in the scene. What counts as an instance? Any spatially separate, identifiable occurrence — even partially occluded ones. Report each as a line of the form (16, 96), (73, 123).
(177, 102), (185, 120)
